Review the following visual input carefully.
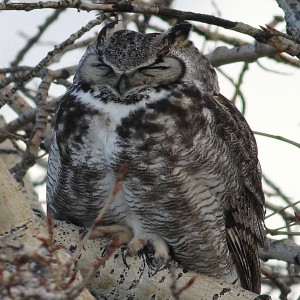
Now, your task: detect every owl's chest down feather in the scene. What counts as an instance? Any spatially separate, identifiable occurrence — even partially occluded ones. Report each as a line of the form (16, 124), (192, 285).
(49, 83), (186, 225)
(47, 79), (266, 292)
(72, 83), (234, 268)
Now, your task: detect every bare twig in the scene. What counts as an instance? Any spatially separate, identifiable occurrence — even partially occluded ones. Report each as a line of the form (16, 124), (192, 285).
(261, 267), (291, 300)
(0, 97), (60, 143)
(278, 53), (300, 67)
(11, 10), (64, 67)
(10, 70), (57, 182)
(266, 200), (300, 220)
(0, 73), (34, 115)
(216, 67), (246, 114)
(265, 201), (298, 222)
(0, 2), (299, 58)
(254, 131), (300, 149)
(193, 23), (248, 46)
(263, 173), (300, 213)
(255, 60), (291, 75)
(70, 163), (130, 267)
(1, 14), (107, 97)
(267, 15), (285, 28)
(266, 229), (300, 237)
(231, 62), (249, 105)
(50, 37), (96, 63)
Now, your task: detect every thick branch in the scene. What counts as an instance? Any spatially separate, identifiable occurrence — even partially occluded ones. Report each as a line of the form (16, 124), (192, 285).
(0, 154), (95, 300)
(53, 219), (259, 299)
(206, 42), (278, 67)
(276, 0), (300, 42)
(260, 238), (300, 265)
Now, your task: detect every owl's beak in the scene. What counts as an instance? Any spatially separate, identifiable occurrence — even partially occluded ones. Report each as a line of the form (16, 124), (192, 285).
(115, 73), (130, 96)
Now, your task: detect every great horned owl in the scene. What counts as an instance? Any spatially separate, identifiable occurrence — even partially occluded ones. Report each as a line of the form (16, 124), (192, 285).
(47, 22), (267, 293)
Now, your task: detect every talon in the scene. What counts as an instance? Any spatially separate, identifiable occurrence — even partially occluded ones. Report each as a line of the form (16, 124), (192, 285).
(101, 241), (111, 257)
(144, 252), (167, 276)
(121, 247), (131, 269)
(122, 236), (170, 275)
(152, 256), (165, 275)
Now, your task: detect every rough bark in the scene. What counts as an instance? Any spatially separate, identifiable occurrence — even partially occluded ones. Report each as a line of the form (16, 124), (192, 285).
(260, 238), (300, 266)
(53, 219), (259, 299)
(0, 153), (94, 299)
(276, 0), (300, 42)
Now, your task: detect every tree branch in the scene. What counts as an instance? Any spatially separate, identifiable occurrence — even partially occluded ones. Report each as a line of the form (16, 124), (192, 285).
(260, 238), (300, 265)
(1, 14), (107, 97)
(0, 153), (97, 300)
(261, 267), (291, 300)
(0, 1), (299, 58)
(206, 43), (279, 67)
(11, 10), (64, 67)
(253, 131), (300, 149)
(276, 0), (300, 42)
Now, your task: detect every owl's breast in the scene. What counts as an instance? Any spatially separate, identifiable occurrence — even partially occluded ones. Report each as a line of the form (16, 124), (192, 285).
(114, 83), (198, 148)
(68, 84), (176, 160)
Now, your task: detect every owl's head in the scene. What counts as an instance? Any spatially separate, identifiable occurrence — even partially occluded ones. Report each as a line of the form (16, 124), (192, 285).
(75, 22), (218, 96)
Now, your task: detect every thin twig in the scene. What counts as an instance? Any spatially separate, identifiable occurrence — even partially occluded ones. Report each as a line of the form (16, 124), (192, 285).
(0, 2), (299, 57)
(266, 229), (300, 237)
(254, 131), (300, 149)
(265, 200), (298, 222)
(256, 60), (291, 75)
(10, 71), (53, 182)
(70, 163), (129, 267)
(11, 10), (64, 67)
(2, 14), (107, 97)
(263, 174), (298, 211)
(216, 67), (246, 114)
(265, 200), (300, 220)
(231, 62), (249, 105)
(0, 97), (60, 142)
(262, 266), (291, 300)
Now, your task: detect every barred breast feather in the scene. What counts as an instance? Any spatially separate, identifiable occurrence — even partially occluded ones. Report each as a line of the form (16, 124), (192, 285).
(46, 22), (266, 294)
(115, 82), (266, 293)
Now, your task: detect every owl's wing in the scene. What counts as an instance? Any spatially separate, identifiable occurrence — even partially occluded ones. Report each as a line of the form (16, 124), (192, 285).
(207, 93), (267, 293)
(46, 90), (115, 227)
(47, 130), (112, 226)
(46, 132), (61, 215)
(121, 86), (266, 293)
(46, 132), (80, 222)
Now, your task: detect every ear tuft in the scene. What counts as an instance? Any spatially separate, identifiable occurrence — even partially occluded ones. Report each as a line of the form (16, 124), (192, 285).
(159, 22), (192, 49)
(170, 22), (192, 39)
(97, 20), (120, 45)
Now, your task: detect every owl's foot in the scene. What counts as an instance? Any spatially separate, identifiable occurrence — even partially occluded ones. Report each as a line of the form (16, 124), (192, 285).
(122, 235), (170, 276)
(89, 224), (133, 245)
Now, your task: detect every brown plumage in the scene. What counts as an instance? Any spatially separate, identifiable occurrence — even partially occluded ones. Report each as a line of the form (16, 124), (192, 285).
(47, 22), (267, 293)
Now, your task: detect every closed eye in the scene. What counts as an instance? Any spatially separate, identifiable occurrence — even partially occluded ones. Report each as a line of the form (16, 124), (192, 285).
(135, 56), (184, 85)
(91, 62), (111, 69)
(90, 62), (113, 75)
(146, 65), (169, 70)
(139, 63), (170, 76)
